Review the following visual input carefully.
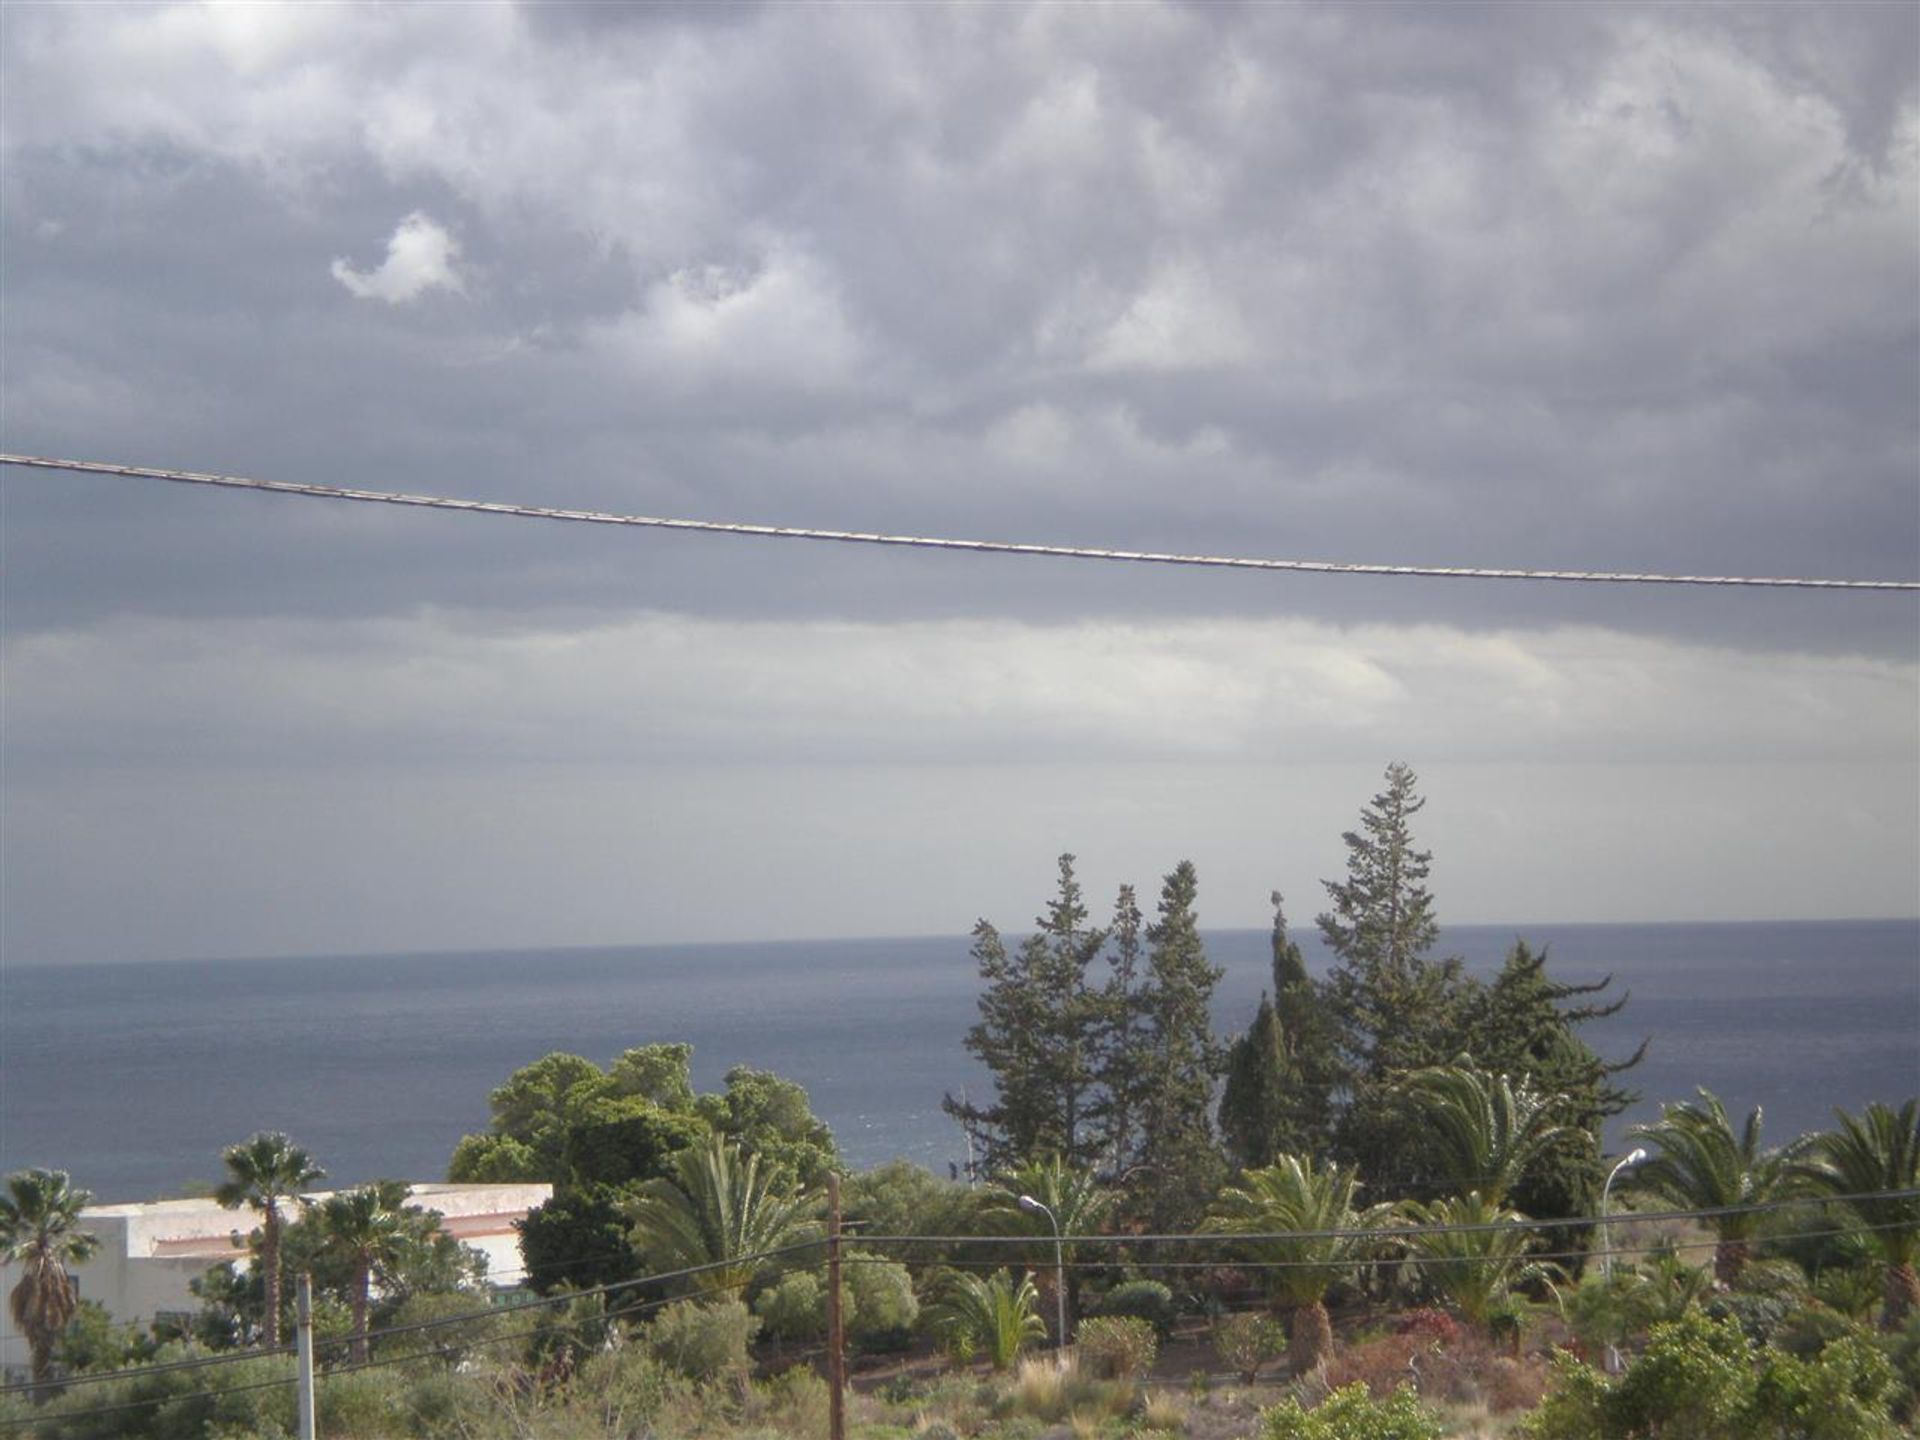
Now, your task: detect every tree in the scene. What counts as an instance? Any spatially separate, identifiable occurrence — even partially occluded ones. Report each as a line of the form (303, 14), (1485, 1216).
(1204, 1155), (1390, 1375)
(1629, 1090), (1812, 1285)
(695, 1066), (838, 1190)
(1127, 861), (1227, 1228)
(945, 855), (1108, 1172)
(516, 1186), (643, 1295)
(1317, 763), (1468, 1190)
(0, 1169), (99, 1392)
(1800, 1099), (1920, 1329)
(1088, 884), (1150, 1177)
(624, 1135), (820, 1296)
(1458, 941), (1640, 1229)
(313, 1181), (418, 1363)
(1393, 1059), (1571, 1207)
(214, 1132), (324, 1349)
(1219, 892), (1339, 1170)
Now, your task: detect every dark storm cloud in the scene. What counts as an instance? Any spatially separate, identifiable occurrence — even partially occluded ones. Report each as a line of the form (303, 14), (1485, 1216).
(2, 0), (1914, 648)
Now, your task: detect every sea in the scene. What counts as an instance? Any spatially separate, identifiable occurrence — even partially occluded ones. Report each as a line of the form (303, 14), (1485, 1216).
(2, 920), (1915, 1203)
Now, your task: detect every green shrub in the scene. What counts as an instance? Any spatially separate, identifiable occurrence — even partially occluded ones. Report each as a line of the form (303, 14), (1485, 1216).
(926, 1270), (1047, 1371)
(755, 1270), (828, 1343)
(1880, 1315), (1920, 1426)
(1213, 1312), (1286, 1383)
(846, 1250), (919, 1350)
(1523, 1310), (1901, 1440)
(755, 1364), (832, 1435)
(647, 1297), (760, 1382)
(1775, 1305), (1867, 1359)
(1263, 1382), (1445, 1440)
(1075, 1315), (1157, 1380)
(1093, 1279), (1176, 1337)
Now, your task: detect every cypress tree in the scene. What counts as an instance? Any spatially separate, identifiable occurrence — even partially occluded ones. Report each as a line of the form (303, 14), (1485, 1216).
(1130, 861), (1226, 1228)
(1089, 884), (1150, 1177)
(1219, 892), (1339, 1169)
(944, 855), (1108, 1172)
(1317, 763), (1468, 1193)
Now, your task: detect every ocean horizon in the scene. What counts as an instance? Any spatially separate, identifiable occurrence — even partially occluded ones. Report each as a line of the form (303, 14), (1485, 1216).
(3, 917), (1915, 1203)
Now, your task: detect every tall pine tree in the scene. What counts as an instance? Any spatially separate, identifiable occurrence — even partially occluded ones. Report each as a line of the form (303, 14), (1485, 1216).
(1089, 884), (1150, 1178)
(1129, 861), (1226, 1227)
(944, 855), (1108, 1173)
(1317, 763), (1469, 1192)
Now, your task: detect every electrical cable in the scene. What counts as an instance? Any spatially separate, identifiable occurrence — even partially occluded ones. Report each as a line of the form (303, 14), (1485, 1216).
(5, 453), (1915, 592)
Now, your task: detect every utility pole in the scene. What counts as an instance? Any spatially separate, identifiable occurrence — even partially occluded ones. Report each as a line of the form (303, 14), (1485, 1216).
(295, 1272), (316, 1440)
(826, 1171), (845, 1440)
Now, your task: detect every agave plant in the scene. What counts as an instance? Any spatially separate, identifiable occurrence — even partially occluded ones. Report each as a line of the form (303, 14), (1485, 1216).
(1799, 1099), (1920, 1329)
(1393, 1058), (1571, 1206)
(624, 1135), (821, 1295)
(1397, 1191), (1548, 1330)
(1628, 1090), (1811, 1285)
(1204, 1154), (1390, 1375)
(927, 1269), (1049, 1370)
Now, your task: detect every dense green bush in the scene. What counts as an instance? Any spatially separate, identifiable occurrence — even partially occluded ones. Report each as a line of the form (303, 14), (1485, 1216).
(646, 1298), (759, 1382)
(1522, 1310), (1900, 1440)
(845, 1251), (919, 1350)
(754, 1270), (828, 1343)
(1092, 1279), (1177, 1337)
(1074, 1315), (1158, 1380)
(1263, 1382), (1445, 1440)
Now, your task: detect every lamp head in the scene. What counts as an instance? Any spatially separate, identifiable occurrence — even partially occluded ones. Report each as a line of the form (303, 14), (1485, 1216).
(1017, 1194), (1043, 1215)
(1626, 1147), (1649, 1166)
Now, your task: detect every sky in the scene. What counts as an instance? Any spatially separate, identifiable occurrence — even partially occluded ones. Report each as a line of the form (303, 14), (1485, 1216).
(2, 1), (1916, 967)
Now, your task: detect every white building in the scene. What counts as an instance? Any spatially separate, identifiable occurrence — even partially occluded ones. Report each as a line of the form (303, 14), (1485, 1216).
(0, 1182), (551, 1374)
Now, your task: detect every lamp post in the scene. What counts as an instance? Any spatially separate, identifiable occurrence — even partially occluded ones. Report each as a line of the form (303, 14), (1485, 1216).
(1017, 1194), (1067, 1351)
(1599, 1146), (1647, 1375)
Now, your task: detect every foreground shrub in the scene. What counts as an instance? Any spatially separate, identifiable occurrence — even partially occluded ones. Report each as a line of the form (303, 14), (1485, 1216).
(1522, 1310), (1900, 1440)
(646, 1297), (759, 1382)
(845, 1250), (919, 1350)
(1092, 1279), (1177, 1337)
(997, 1353), (1136, 1425)
(1262, 1381), (1445, 1440)
(1214, 1312), (1286, 1383)
(755, 1270), (827, 1343)
(1075, 1315), (1157, 1380)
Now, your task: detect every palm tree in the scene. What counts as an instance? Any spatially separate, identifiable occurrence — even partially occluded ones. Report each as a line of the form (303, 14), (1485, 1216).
(214, 1132), (324, 1348)
(1799, 1099), (1920, 1330)
(0, 1169), (99, 1393)
(978, 1155), (1112, 1340)
(1397, 1191), (1544, 1330)
(926, 1269), (1049, 1371)
(314, 1182), (414, 1363)
(624, 1135), (820, 1296)
(1203, 1154), (1390, 1375)
(1394, 1058), (1572, 1206)
(1628, 1090), (1809, 1285)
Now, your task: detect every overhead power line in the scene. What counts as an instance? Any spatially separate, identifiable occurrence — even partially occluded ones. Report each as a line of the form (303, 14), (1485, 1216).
(5, 453), (1915, 592)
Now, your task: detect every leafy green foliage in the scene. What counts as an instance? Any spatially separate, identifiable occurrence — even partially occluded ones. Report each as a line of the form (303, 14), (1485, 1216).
(1090, 1279), (1177, 1337)
(516, 1184), (642, 1294)
(1800, 1099), (1920, 1330)
(646, 1297), (760, 1382)
(1631, 1090), (1813, 1284)
(1397, 1191), (1546, 1329)
(844, 1249), (919, 1348)
(624, 1135), (820, 1294)
(1263, 1382), (1446, 1440)
(927, 1269), (1049, 1370)
(1523, 1310), (1900, 1440)
(1074, 1315), (1158, 1380)
(1220, 896), (1342, 1171)
(753, 1269), (827, 1343)
(1394, 1059), (1572, 1206)
(695, 1067), (838, 1191)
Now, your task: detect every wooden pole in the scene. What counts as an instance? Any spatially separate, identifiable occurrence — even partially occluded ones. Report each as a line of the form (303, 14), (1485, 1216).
(827, 1172), (845, 1440)
(295, 1273), (316, 1440)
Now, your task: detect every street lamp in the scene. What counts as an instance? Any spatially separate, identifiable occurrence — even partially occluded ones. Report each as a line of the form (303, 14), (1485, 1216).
(1599, 1146), (1648, 1375)
(1017, 1194), (1067, 1350)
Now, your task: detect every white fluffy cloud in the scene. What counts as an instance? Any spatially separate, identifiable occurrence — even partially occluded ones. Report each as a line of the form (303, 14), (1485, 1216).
(331, 212), (464, 304)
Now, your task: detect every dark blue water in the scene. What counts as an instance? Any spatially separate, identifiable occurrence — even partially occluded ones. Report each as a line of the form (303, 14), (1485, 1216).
(2, 921), (1915, 1201)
